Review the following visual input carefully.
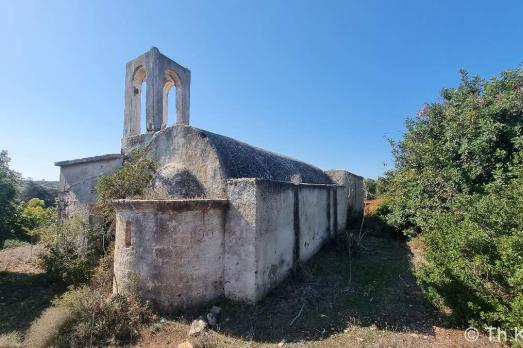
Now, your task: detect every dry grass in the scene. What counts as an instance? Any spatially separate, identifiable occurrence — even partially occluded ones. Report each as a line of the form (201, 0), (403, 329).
(23, 306), (71, 348)
(0, 246), (65, 336)
(0, 244), (43, 274)
(407, 235), (426, 270)
(0, 331), (22, 348)
(363, 199), (383, 215)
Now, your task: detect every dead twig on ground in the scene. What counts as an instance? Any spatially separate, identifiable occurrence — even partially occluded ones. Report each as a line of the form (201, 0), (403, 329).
(289, 303), (305, 327)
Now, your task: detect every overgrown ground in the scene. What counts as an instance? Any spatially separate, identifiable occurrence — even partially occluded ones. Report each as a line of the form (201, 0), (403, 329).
(0, 204), (502, 347)
(136, 214), (501, 348)
(0, 245), (65, 336)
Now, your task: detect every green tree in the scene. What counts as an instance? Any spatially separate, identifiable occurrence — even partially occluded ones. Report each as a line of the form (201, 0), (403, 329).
(17, 198), (56, 236)
(364, 178), (377, 199)
(380, 68), (523, 236)
(379, 67), (523, 329)
(0, 150), (21, 247)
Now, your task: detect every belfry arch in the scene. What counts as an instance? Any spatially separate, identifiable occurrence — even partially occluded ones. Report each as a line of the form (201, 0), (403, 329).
(162, 69), (182, 127)
(123, 47), (191, 141)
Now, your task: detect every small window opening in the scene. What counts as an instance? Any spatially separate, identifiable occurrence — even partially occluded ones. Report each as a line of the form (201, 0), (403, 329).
(125, 221), (132, 248)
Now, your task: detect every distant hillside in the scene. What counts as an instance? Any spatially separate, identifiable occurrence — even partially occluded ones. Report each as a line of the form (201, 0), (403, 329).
(18, 179), (59, 206)
(21, 180), (58, 191)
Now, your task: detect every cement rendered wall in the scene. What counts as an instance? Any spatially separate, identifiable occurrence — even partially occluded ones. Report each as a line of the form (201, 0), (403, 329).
(254, 180), (295, 300)
(225, 179), (337, 303)
(113, 199), (227, 311)
(336, 186), (348, 232)
(224, 179), (258, 302)
(55, 154), (122, 220)
(298, 185), (330, 262)
(112, 176), (364, 309)
(326, 170), (364, 231)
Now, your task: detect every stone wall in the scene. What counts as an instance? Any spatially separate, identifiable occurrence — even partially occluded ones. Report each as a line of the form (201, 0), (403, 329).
(254, 180), (295, 300)
(224, 178), (356, 304)
(112, 175), (363, 309)
(113, 199), (228, 311)
(326, 170), (364, 231)
(55, 154), (122, 221)
(298, 185), (331, 262)
(223, 179), (258, 302)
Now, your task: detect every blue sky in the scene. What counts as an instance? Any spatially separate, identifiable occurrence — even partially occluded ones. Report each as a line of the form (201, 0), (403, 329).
(1, 0), (522, 180)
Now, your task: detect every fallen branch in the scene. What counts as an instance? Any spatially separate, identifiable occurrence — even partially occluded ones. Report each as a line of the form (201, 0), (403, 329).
(289, 303), (305, 326)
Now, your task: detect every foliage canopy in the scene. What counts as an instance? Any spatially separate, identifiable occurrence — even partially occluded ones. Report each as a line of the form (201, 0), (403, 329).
(380, 69), (523, 236)
(0, 150), (21, 247)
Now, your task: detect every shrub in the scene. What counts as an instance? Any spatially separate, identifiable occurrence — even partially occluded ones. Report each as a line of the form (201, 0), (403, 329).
(379, 68), (523, 236)
(416, 169), (523, 329)
(52, 287), (155, 347)
(96, 148), (158, 223)
(17, 198), (56, 237)
(49, 253), (155, 347)
(22, 252), (155, 347)
(38, 217), (104, 285)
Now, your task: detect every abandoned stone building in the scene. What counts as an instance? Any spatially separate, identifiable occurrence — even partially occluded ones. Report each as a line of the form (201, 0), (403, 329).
(56, 48), (364, 311)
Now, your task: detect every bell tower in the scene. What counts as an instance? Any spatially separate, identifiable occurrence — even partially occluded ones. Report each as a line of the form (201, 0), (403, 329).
(123, 47), (191, 140)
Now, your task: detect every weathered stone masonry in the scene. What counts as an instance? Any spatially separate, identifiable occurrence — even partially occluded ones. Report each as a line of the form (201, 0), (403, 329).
(56, 48), (364, 311)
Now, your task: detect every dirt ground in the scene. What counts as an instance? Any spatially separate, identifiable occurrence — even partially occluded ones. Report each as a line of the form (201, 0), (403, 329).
(0, 244), (42, 274)
(0, 245), (65, 336)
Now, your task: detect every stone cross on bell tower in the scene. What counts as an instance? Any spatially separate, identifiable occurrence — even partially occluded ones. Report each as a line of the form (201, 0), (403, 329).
(123, 47), (191, 139)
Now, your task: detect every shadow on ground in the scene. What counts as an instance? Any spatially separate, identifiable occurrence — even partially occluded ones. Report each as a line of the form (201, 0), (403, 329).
(189, 216), (442, 345)
(0, 271), (64, 334)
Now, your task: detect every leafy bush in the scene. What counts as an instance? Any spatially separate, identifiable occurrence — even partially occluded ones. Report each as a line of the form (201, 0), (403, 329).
(17, 198), (56, 236)
(38, 217), (104, 285)
(36, 149), (157, 286)
(96, 149), (158, 222)
(364, 176), (392, 200)
(379, 69), (523, 236)
(417, 169), (523, 329)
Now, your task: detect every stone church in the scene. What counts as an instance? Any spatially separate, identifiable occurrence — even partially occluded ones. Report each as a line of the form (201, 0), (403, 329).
(56, 48), (364, 311)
